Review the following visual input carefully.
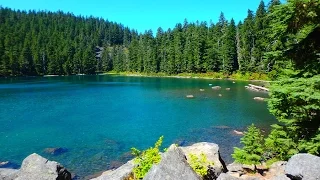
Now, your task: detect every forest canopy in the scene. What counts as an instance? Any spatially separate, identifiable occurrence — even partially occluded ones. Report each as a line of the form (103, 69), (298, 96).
(0, 0), (281, 77)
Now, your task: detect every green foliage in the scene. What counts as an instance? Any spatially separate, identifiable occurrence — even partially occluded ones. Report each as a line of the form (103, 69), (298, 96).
(188, 153), (213, 177)
(264, 0), (320, 161)
(264, 124), (298, 160)
(0, 7), (128, 76)
(232, 124), (264, 165)
(0, 4), (277, 78)
(300, 129), (320, 155)
(266, 75), (320, 159)
(131, 136), (163, 179)
(264, 0), (320, 75)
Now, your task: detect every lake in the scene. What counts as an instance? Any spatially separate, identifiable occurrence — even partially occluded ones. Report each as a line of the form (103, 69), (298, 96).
(0, 75), (276, 178)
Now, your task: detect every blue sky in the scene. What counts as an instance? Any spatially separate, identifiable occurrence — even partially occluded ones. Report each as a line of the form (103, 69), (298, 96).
(0, 0), (269, 33)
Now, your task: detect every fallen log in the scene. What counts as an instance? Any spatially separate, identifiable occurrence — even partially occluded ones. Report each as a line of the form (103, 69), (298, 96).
(246, 84), (269, 92)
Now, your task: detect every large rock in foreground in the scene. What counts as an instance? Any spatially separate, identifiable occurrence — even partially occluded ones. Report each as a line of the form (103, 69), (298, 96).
(143, 144), (200, 180)
(180, 142), (227, 179)
(0, 168), (19, 180)
(0, 153), (71, 180)
(91, 160), (134, 180)
(285, 153), (320, 180)
(217, 173), (241, 180)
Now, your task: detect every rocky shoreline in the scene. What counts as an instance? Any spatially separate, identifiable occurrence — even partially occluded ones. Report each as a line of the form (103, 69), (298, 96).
(1, 142), (319, 180)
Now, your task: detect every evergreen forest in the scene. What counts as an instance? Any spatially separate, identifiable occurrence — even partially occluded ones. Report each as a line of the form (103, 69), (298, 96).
(1, 0), (283, 77)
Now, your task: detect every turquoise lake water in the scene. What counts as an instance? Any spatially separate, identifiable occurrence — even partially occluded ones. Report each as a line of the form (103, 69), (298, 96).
(0, 75), (276, 179)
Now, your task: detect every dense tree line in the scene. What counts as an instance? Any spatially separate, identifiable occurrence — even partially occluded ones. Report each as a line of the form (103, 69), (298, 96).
(1, 1), (281, 76)
(0, 7), (134, 76)
(120, 0), (280, 75)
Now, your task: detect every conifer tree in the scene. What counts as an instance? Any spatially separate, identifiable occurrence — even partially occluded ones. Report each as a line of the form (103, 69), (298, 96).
(240, 10), (255, 72)
(232, 124), (264, 166)
(253, 0), (267, 71)
(223, 18), (238, 73)
(265, 0), (320, 160)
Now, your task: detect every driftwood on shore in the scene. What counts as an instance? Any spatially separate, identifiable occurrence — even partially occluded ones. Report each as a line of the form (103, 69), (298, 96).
(245, 84), (269, 92)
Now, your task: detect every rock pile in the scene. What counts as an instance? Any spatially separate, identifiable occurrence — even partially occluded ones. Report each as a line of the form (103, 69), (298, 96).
(1, 145), (319, 180)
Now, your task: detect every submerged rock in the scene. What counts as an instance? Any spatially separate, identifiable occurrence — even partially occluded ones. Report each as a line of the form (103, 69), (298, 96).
(226, 88), (231, 91)
(285, 153), (320, 180)
(213, 125), (231, 129)
(186, 95), (195, 98)
(143, 145), (200, 180)
(200, 89), (205, 92)
(0, 161), (9, 167)
(174, 139), (189, 146)
(0, 161), (19, 169)
(212, 86), (221, 90)
(44, 147), (68, 155)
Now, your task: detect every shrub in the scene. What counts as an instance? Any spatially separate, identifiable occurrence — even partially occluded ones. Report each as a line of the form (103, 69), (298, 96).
(188, 153), (214, 177)
(131, 136), (163, 179)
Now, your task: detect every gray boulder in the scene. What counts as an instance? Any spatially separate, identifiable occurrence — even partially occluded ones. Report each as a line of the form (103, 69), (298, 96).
(0, 168), (19, 180)
(285, 153), (320, 180)
(268, 161), (287, 177)
(181, 142), (227, 179)
(14, 153), (71, 180)
(91, 160), (134, 180)
(143, 144), (200, 180)
(217, 173), (241, 180)
(226, 162), (245, 177)
(271, 174), (290, 180)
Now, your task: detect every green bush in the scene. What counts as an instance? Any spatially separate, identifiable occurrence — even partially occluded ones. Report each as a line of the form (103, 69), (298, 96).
(131, 136), (163, 179)
(188, 153), (214, 177)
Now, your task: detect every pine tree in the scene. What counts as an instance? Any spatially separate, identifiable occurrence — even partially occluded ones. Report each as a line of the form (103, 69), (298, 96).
(240, 10), (255, 72)
(222, 18), (237, 73)
(236, 21), (243, 71)
(217, 12), (227, 71)
(253, 0), (267, 72)
(173, 24), (185, 73)
(204, 22), (219, 72)
(232, 124), (264, 166)
(82, 46), (96, 74)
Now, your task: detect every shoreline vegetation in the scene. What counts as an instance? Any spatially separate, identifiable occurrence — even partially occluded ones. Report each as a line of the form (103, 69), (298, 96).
(2, 71), (272, 83)
(104, 71), (272, 82)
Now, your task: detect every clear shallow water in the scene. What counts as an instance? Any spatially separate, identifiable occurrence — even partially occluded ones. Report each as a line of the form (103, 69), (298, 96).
(0, 75), (276, 178)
